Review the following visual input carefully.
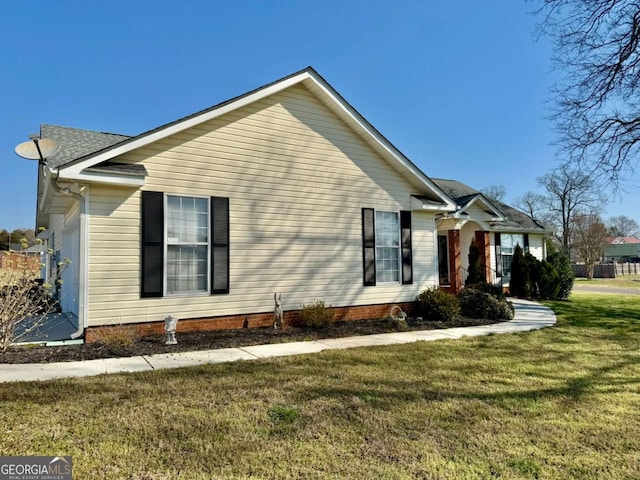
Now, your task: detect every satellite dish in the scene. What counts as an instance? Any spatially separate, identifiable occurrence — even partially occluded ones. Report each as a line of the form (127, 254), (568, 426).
(15, 137), (61, 161)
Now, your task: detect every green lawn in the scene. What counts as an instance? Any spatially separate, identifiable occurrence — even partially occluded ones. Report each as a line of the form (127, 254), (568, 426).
(1, 292), (639, 479)
(575, 273), (640, 289)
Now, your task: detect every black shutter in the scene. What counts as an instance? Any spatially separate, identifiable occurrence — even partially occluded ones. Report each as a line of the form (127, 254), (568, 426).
(141, 191), (164, 298)
(523, 233), (530, 253)
(400, 211), (413, 284)
(362, 208), (376, 286)
(495, 232), (502, 277)
(211, 197), (230, 294)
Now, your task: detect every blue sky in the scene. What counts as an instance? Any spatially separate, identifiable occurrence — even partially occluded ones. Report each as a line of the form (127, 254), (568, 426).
(1, 0), (637, 230)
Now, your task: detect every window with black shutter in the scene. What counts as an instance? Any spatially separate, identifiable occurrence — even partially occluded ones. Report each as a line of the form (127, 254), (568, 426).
(140, 191), (229, 297)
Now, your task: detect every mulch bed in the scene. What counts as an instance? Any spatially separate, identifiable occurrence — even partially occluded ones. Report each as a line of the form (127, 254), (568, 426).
(0, 317), (502, 364)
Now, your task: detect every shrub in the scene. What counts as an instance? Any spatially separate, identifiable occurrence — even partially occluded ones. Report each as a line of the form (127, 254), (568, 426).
(458, 288), (514, 320)
(465, 281), (505, 299)
(538, 259), (561, 299)
(416, 288), (460, 322)
(295, 300), (334, 329)
(466, 239), (485, 285)
(0, 251), (63, 352)
(546, 241), (574, 299)
(95, 321), (140, 353)
(509, 244), (529, 297)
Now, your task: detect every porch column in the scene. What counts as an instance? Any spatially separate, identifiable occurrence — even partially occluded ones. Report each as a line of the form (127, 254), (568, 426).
(448, 230), (462, 294)
(475, 230), (492, 283)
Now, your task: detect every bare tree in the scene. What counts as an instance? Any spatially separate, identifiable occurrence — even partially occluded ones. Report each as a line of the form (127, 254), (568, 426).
(536, 164), (603, 254)
(571, 213), (609, 279)
(536, 1), (640, 189)
(513, 191), (550, 221)
(480, 185), (506, 202)
(607, 215), (640, 237)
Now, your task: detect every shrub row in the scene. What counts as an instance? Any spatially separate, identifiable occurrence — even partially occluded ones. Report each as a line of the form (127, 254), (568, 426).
(510, 241), (574, 299)
(416, 284), (513, 322)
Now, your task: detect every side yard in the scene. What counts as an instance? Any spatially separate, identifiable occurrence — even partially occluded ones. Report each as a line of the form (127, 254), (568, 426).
(0, 292), (639, 479)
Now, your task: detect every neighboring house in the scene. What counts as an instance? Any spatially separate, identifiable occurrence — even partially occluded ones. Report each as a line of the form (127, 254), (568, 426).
(430, 179), (548, 292)
(603, 237), (640, 262)
(31, 67), (546, 341)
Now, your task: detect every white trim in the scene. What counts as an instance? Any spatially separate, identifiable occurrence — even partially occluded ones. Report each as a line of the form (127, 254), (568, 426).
(163, 193), (211, 296)
(374, 210), (402, 285)
(59, 73), (313, 177)
(58, 170), (145, 187)
(55, 69), (455, 209)
(456, 195), (504, 220)
(80, 187), (89, 331)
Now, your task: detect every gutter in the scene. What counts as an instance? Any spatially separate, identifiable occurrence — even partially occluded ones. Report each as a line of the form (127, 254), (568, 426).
(47, 169), (88, 340)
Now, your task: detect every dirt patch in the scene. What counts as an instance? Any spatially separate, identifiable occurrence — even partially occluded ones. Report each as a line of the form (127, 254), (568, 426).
(0, 317), (502, 364)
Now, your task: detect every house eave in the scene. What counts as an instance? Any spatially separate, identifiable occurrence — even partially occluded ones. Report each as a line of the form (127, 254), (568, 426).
(58, 170), (145, 187)
(54, 67), (454, 209)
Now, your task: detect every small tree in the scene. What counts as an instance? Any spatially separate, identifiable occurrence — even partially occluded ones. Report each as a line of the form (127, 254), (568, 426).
(509, 245), (528, 297)
(0, 250), (63, 352)
(571, 214), (609, 279)
(538, 260), (561, 300)
(546, 240), (574, 299)
(465, 239), (485, 285)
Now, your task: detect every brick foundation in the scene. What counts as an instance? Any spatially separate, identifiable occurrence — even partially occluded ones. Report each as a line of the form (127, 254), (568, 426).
(84, 301), (418, 343)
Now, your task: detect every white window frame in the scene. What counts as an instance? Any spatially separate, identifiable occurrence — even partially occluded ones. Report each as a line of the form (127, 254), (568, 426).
(500, 233), (524, 282)
(438, 234), (450, 285)
(375, 210), (401, 284)
(163, 194), (211, 296)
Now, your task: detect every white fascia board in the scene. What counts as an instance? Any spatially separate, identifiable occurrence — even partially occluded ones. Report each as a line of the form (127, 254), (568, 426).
(57, 69), (455, 209)
(58, 170), (145, 187)
(410, 196), (451, 211)
(58, 73), (313, 177)
(457, 195), (505, 220)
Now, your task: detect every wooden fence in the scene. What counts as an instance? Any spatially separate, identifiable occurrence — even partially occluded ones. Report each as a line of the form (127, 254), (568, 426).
(614, 262), (640, 275)
(572, 262), (640, 278)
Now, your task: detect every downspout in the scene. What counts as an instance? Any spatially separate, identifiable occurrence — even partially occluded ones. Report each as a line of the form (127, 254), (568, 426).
(48, 172), (88, 340)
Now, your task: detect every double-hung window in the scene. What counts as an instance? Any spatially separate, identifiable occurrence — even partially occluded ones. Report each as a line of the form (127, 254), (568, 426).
(362, 208), (412, 286)
(166, 195), (210, 295)
(500, 233), (524, 281)
(375, 211), (401, 283)
(141, 191), (229, 298)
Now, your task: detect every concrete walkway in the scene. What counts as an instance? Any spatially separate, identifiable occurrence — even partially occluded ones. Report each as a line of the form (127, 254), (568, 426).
(0, 298), (556, 383)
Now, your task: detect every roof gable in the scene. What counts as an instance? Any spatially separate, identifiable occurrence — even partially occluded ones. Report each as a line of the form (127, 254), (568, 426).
(431, 178), (547, 232)
(50, 67), (455, 209)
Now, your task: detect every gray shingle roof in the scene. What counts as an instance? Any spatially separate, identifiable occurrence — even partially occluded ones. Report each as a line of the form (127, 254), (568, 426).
(40, 124), (131, 168)
(431, 178), (546, 232)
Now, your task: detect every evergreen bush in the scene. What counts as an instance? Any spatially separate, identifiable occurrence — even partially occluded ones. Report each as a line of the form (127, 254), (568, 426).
(538, 260), (561, 299)
(509, 244), (529, 297)
(466, 239), (485, 285)
(458, 288), (514, 320)
(546, 241), (574, 299)
(465, 281), (505, 299)
(416, 288), (460, 322)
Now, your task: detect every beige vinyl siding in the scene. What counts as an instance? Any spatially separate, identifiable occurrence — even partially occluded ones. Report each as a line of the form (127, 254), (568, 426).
(528, 234), (545, 260)
(464, 204), (497, 223)
(87, 85), (436, 326)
